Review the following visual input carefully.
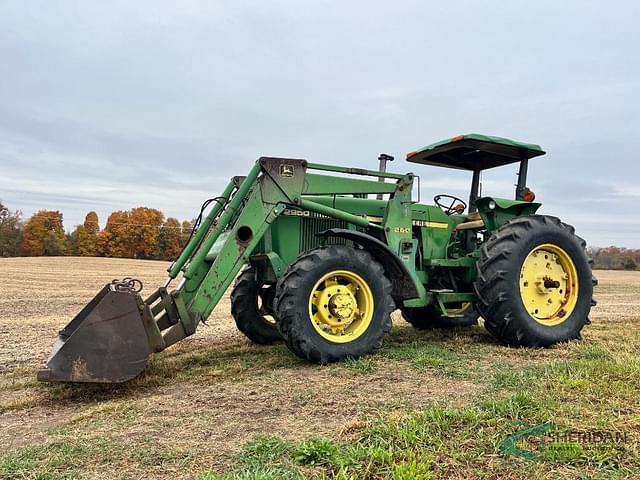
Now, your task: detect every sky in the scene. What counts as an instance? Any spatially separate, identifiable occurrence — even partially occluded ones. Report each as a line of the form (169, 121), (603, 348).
(1, 0), (639, 247)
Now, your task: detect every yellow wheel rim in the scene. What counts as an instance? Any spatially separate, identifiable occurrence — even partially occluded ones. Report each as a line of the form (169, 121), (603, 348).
(519, 244), (579, 326)
(307, 270), (374, 343)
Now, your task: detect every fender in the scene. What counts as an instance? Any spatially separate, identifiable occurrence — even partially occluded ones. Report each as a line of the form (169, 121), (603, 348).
(476, 196), (541, 232)
(317, 228), (420, 300)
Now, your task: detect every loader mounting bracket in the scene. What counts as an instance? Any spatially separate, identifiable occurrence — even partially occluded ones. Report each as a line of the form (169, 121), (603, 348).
(258, 157), (308, 205)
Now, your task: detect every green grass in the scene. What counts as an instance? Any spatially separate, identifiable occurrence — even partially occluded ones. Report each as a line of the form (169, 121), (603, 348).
(199, 438), (302, 480)
(343, 358), (377, 374)
(3, 332), (638, 479)
(4, 333), (639, 479)
(0, 436), (193, 480)
(195, 338), (640, 479)
(3, 300), (640, 479)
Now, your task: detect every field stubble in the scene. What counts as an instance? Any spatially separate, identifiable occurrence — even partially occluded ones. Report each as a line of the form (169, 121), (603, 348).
(0, 257), (639, 479)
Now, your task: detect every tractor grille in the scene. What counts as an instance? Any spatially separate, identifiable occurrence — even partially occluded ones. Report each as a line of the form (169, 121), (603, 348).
(300, 216), (348, 252)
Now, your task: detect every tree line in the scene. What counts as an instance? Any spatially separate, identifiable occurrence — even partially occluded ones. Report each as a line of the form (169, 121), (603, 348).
(1, 199), (640, 269)
(0, 200), (192, 260)
(587, 246), (640, 271)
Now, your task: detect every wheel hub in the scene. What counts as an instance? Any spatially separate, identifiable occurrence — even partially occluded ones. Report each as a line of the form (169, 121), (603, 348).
(328, 293), (356, 320)
(520, 244), (579, 326)
(314, 284), (358, 331)
(308, 270), (373, 342)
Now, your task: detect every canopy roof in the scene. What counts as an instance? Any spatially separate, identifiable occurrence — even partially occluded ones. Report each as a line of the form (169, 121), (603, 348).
(406, 134), (545, 171)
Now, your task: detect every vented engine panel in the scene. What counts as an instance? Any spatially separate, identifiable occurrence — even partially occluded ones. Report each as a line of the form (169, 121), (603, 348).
(299, 215), (348, 252)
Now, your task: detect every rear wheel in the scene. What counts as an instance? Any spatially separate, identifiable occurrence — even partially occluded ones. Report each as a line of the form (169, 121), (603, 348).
(474, 215), (596, 347)
(230, 267), (281, 345)
(275, 245), (395, 363)
(402, 302), (479, 329)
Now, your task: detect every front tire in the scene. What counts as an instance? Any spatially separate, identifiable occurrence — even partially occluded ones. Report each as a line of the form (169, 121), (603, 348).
(474, 215), (596, 347)
(230, 267), (281, 345)
(275, 245), (395, 363)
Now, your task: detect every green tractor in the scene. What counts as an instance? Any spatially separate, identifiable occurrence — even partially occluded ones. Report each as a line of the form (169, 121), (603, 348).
(38, 134), (596, 382)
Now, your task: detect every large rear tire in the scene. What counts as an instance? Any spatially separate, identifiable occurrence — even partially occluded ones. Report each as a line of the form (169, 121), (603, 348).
(402, 303), (479, 329)
(230, 267), (281, 345)
(474, 215), (596, 347)
(275, 245), (395, 363)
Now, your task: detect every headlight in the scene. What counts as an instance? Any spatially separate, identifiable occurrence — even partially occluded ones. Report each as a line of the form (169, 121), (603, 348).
(488, 200), (496, 210)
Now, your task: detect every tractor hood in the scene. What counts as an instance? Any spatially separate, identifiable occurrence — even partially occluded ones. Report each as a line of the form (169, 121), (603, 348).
(406, 134), (545, 171)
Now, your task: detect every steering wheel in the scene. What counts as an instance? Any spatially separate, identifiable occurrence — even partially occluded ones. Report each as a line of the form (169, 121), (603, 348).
(434, 194), (467, 215)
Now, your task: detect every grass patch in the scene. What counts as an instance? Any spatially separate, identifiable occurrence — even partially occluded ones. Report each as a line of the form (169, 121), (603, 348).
(0, 435), (193, 479)
(4, 329), (638, 479)
(195, 334), (640, 479)
(200, 437), (302, 480)
(342, 358), (376, 374)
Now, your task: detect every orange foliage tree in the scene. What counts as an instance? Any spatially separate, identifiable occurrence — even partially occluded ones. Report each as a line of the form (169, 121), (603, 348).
(21, 210), (67, 256)
(14, 205), (190, 260)
(130, 207), (164, 259)
(75, 211), (100, 256)
(95, 229), (112, 257)
(103, 210), (130, 257)
(102, 207), (165, 259)
(158, 217), (184, 260)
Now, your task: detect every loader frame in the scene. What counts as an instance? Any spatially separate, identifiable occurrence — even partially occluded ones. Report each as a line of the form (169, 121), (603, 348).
(144, 157), (426, 354)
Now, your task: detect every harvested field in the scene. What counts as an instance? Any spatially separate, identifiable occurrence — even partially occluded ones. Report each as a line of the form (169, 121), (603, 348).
(0, 257), (639, 479)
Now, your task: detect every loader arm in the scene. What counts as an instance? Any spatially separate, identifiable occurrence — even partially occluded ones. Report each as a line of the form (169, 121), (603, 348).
(149, 157), (417, 351)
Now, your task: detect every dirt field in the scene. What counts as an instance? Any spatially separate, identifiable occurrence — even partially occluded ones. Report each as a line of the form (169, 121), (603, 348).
(1, 257), (639, 479)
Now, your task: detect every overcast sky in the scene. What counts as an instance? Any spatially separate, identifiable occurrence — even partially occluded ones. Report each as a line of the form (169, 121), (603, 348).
(1, 1), (639, 247)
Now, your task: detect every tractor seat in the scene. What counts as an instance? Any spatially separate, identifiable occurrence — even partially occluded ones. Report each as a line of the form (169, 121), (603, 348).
(455, 211), (485, 231)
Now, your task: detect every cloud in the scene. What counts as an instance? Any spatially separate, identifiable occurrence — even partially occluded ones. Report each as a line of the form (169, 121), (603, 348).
(0, 0), (638, 247)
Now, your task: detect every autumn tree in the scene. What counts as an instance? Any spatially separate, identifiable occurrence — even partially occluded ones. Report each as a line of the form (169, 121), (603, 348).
(102, 210), (130, 257)
(21, 210), (67, 256)
(95, 229), (112, 257)
(181, 220), (193, 246)
(75, 211), (100, 256)
(0, 200), (23, 257)
(102, 207), (164, 259)
(129, 207), (164, 259)
(3, 202), (206, 260)
(158, 217), (183, 260)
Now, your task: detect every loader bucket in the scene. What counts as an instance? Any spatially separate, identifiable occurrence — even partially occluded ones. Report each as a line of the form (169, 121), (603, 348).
(37, 283), (153, 383)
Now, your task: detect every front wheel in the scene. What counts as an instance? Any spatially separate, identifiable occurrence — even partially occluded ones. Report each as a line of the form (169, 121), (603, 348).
(275, 245), (395, 363)
(230, 267), (282, 345)
(474, 215), (596, 347)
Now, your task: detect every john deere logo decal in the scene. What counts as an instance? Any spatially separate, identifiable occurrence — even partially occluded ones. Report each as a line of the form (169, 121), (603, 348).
(280, 164), (294, 177)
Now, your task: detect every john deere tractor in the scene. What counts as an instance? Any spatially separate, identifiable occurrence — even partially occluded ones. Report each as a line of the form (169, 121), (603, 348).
(38, 134), (596, 383)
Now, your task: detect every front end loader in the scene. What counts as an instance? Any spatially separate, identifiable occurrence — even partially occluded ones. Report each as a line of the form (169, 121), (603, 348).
(38, 134), (596, 383)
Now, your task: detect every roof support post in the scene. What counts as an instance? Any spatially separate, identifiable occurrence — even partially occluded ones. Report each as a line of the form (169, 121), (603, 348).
(516, 157), (529, 201)
(469, 170), (481, 213)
